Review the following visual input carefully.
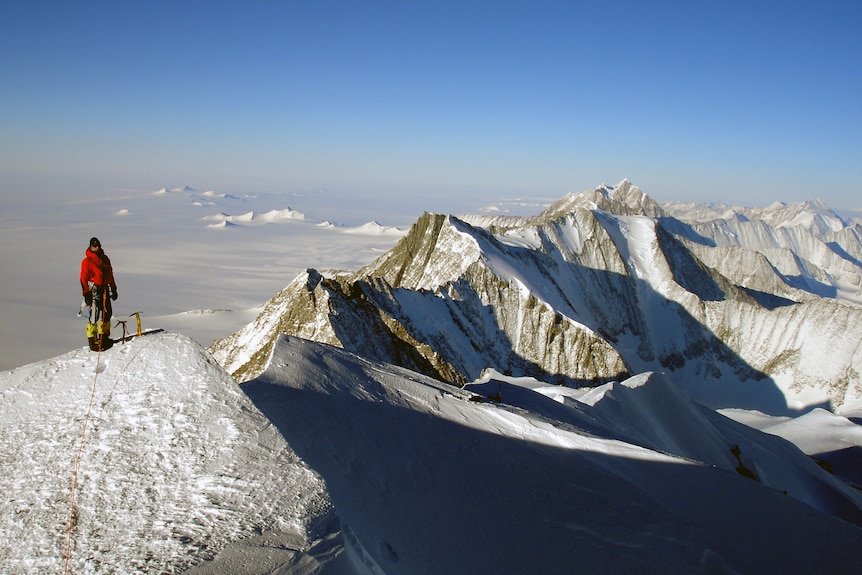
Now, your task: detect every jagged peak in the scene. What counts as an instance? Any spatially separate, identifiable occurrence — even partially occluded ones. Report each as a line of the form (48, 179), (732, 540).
(607, 180), (664, 217)
(534, 181), (664, 223)
(209, 180), (862, 410)
(353, 212), (483, 290)
(666, 196), (846, 235)
(809, 197), (832, 211)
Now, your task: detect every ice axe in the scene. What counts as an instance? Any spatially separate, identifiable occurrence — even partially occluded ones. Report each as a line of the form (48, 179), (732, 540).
(130, 311), (143, 336)
(114, 319), (130, 343)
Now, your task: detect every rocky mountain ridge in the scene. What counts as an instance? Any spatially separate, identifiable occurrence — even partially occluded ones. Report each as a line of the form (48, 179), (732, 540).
(662, 214), (862, 304)
(210, 182), (862, 414)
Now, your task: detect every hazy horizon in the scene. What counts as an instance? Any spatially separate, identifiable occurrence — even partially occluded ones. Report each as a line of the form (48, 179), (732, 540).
(2, 1), (861, 212)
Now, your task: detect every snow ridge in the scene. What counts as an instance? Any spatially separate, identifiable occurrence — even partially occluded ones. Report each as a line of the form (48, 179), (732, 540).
(6, 331), (862, 573)
(0, 333), (333, 575)
(5, 180), (862, 574)
(663, 197), (862, 304)
(212, 192), (862, 413)
(240, 335), (862, 574)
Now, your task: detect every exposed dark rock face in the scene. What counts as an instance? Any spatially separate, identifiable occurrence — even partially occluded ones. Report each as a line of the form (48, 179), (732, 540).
(211, 184), (862, 413)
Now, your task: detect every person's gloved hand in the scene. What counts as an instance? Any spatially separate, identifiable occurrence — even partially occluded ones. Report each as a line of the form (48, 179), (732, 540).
(84, 291), (93, 306)
(110, 287), (118, 301)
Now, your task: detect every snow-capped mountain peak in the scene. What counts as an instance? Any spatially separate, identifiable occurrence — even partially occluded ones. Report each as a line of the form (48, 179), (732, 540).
(4, 181), (862, 574)
(666, 196), (848, 235)
(5, 332), (862, 573)
(537, 179), (665, 221)
(212, 183), (862, 414)
(0, 333), (335, 574)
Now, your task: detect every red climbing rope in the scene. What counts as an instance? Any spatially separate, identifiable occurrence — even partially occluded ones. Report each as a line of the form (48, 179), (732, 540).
(62, 343), (103, 574)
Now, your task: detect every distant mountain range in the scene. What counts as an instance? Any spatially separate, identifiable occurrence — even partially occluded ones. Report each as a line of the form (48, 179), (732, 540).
(4, 181), (862, 574)
(211, 181), (862, 415)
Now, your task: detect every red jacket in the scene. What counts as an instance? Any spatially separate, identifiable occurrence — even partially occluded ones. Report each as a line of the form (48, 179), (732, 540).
(80, 248), (117, 294)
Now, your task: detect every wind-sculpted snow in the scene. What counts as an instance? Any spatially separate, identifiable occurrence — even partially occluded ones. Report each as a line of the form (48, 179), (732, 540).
(0, 333), (335, 575)
(531, 371), (862, 526)
(243, 335), (862, 575)
(212, 213), (632, 387)
(537, 179), (666, 219)
(212, 183), (862, 413)
(664, 198), (847, 235)
(7, 330), (860, 574)
(663, 198), (862, 304)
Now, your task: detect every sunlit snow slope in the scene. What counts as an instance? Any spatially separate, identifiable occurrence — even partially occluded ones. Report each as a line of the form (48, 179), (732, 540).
(0, 333), (335, 575)
(3, 331), (862, 574)
(212, 182), (862, 414)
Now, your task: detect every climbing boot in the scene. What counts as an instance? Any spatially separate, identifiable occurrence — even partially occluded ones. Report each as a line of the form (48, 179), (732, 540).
(98, 334), (114, 351)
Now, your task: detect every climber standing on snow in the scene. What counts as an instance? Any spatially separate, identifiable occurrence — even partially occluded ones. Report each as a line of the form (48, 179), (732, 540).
(80, 237), (118, 351)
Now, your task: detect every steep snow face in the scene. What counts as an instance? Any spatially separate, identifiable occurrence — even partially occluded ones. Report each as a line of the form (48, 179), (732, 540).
(213, 195), (862, 413)
(664, 198), (847, 235)
(0, 333), (334, 575)
(242, 336), (862, 575)
(212, 212), (632, 387)
(663, 198), (862, 304)
(538, 180), (665, 220)
(598, 213), (677, 297)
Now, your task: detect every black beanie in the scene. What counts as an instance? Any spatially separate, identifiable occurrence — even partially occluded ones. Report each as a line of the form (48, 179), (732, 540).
(89, 237), (101, 248)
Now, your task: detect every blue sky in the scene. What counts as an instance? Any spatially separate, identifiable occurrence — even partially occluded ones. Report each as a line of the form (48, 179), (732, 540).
(2, 0), (860, 213)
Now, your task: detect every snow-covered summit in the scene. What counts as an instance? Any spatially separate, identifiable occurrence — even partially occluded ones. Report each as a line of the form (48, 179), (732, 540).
(0, 333), (335, 575)
(537, 179), (665, 221)
(153, 185), (196, 195)
(3, 304), (862, 573)
(202, 207), (307, 226)
(212, 201), (862, 413)
(342, 221), (404, 236)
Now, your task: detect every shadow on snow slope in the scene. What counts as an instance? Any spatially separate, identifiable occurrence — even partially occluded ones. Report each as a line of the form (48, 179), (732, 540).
(328, 264), (802, 416)
(224, 211), (846, 416)
(305, 255), (790, 415)
(243, 336), (862, 575)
